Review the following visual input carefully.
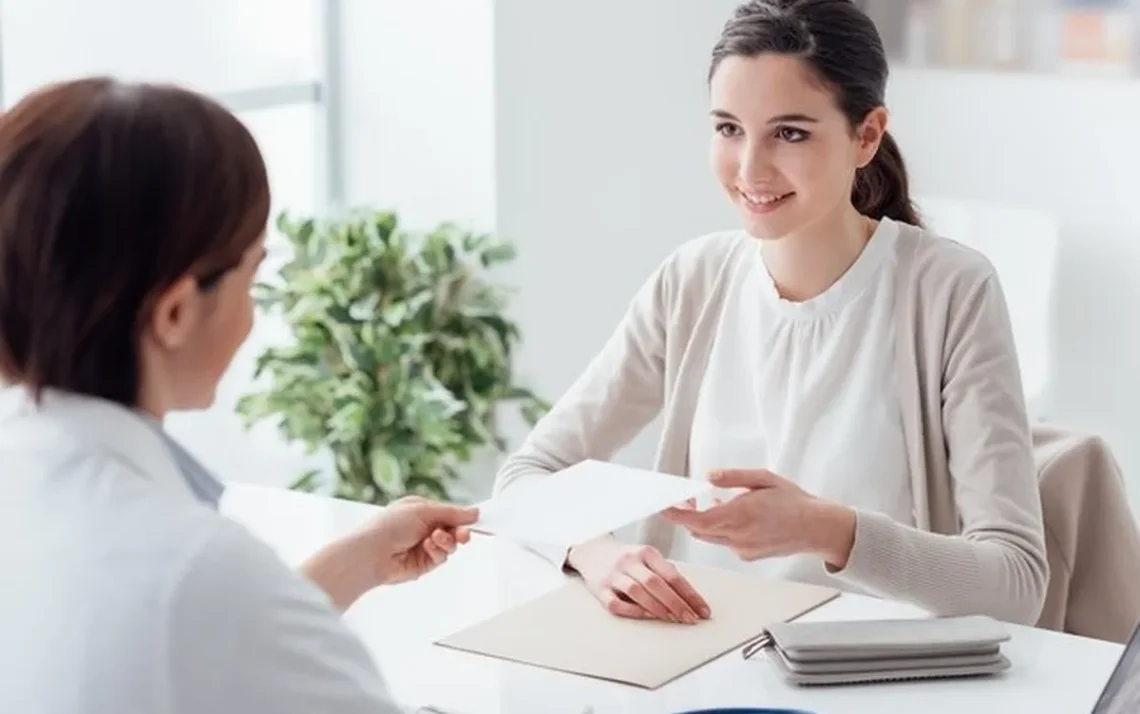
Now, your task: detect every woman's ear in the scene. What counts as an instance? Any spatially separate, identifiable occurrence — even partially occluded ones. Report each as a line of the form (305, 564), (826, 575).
(855, 107), (889, 169)
(145, 276), (201, 350)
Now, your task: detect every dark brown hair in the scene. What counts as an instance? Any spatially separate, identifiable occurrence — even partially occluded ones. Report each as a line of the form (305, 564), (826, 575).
(710, 0), (922, 226)
(0, 77), (270, 406)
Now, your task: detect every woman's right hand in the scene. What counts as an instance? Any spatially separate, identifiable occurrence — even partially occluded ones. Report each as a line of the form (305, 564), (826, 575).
(566, 537), (711, 624)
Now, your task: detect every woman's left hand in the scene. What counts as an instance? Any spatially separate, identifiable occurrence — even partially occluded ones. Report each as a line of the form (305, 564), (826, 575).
(661, 469), (857, 568)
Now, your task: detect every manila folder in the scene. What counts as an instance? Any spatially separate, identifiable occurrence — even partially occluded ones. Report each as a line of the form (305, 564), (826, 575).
(435, 562), (839, 689)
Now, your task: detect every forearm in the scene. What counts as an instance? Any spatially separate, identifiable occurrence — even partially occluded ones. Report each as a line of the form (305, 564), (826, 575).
(299, 534), (376, 612)
(826, 509), (1048, 624)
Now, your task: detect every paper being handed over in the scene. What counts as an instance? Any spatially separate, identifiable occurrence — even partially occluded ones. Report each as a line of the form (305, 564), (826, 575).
(471, 459), (712, 546)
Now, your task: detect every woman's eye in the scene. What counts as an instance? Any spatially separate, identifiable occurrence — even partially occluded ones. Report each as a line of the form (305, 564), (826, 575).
(715, 122), (742, 138)
(776, 126), (808, 143)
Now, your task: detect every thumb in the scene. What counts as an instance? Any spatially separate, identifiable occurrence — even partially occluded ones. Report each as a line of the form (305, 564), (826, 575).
(415, 501), (480, 527)
(708, 468), (780, 490)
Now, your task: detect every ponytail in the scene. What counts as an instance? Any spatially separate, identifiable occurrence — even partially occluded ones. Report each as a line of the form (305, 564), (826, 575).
(852, 131), (922, 227)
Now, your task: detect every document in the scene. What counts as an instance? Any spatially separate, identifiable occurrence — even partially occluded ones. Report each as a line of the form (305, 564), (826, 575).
(471, 459), (712, 546)
(435, 562), (839, 689)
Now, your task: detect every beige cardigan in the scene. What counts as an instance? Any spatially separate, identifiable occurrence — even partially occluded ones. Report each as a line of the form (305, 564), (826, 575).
(495, 220), (1050, 625)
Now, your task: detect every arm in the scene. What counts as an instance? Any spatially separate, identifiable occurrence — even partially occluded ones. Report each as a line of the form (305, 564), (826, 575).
(830, 273), (1048, 624)
(493, 259), (671, 565)
(169, 520), (406, 714)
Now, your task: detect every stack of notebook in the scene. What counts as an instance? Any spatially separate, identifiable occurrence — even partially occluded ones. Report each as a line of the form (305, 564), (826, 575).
(748, 614), (1012, 685)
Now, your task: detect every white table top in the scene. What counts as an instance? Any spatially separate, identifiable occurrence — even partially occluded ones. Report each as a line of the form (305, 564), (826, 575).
(222, 483), (1125, 714)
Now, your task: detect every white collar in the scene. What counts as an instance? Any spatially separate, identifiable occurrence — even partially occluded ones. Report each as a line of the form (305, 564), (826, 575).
(0, 386), (218, 505)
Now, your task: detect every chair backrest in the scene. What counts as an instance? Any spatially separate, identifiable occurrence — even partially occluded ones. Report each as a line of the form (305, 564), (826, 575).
(1033, 423), (1140, 644)
(915, 195), (1059, 409)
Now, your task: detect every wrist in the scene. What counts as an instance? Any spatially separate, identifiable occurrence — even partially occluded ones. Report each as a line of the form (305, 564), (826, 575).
(300, 533), (380, 611)
(807, 500), (856, 570)
(566, 534), (620, 573)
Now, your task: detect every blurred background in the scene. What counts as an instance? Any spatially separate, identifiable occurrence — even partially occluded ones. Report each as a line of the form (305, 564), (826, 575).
(5, 0), (1139, 510)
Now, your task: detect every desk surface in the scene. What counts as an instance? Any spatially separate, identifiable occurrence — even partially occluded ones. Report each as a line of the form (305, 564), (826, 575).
(221, 483), (1124, 714)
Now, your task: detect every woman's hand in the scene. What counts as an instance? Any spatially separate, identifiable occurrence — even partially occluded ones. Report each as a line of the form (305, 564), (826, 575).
(302, 496), (479, 610)
(662, 469), (856, 568)
(566, 537), (711, 624)
(360, 496), (479, 585)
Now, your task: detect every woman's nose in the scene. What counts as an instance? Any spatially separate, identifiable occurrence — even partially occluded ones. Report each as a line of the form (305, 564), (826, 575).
(738, 142), (777, 184)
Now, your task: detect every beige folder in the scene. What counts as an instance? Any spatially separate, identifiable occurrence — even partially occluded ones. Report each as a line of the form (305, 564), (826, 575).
(435, 562), (839, 689)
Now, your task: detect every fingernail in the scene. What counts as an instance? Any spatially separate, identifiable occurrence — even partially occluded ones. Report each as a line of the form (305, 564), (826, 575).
(682, 613), (697, 625)
(700, 607), (711, 618)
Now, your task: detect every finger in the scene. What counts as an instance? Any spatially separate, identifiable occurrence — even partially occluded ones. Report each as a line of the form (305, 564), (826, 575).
(709, 468), (780, 490)
(415, 501), (480, 527)
(597, 587), (653, 620)
(642, 550), (712, 619)
(691, 531), (735, 548)
(611, 573), (676, 622)
(629, 563), (698, 623)
(422, 539), (448, 565)
(431, 528), (457, 554)
(454, 526), (472, 544)
(660, 503), (729, 533)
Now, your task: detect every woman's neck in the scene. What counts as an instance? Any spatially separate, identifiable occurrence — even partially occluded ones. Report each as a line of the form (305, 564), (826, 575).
(760, 204), (877, 303)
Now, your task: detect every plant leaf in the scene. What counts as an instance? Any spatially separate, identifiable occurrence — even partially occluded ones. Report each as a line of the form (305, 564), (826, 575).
(290, 469), (323, 492)
(235, 208), (549, 506)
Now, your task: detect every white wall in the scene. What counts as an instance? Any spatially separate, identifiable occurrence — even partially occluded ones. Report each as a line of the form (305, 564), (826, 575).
(494, 0), (740, 470)
(340, 0), (496, 232)
(886, 68), (1140, 505)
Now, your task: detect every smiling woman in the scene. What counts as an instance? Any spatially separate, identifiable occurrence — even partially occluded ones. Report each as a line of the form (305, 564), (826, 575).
(706, 0), (920, 245)
(494, 0), (1047, 632)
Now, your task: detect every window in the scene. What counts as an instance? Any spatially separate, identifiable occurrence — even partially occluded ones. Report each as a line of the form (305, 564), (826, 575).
(1, 0), (335, 484)
(1, 0), (321, 98)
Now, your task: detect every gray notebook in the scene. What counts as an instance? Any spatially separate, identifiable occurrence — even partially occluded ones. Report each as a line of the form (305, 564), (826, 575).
(747, 615), (1012, 685)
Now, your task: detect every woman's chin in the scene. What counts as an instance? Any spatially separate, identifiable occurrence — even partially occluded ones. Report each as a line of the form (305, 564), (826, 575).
(741, 214), (797, 242)
(737, 199), (802, 241)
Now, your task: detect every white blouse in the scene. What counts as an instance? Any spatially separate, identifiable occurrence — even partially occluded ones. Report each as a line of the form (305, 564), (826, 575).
(682, 218), (914, 585)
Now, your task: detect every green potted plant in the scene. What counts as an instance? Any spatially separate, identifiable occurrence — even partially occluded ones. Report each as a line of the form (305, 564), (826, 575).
(236, 209), (549, 505)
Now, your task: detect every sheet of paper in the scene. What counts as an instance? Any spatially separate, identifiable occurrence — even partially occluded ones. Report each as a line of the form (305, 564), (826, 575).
(471, 459), (712, 546)
(435, 562), (840, 689)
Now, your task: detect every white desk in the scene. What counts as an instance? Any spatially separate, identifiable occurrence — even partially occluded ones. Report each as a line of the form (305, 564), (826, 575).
(222, 484), (1124, 714)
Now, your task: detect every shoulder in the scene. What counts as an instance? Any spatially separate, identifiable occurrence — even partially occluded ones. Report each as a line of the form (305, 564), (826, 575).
(170, 516), (317, 612)
(896, 220), (1002, 306)
(167, 518), (395, 711)
(661, 229), (751, 279)
(645, 229), (751, 308)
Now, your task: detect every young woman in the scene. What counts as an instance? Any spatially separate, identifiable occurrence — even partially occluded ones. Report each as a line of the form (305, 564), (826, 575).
(0, 78), (475, 714)
(495, 0), (1048, 627)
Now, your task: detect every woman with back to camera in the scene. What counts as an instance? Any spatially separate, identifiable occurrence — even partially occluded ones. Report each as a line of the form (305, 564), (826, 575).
(0, 78), (475, 713)
(495, 0), (1048, 626)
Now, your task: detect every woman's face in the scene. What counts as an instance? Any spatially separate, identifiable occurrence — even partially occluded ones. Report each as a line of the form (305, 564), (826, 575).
(709, 53), (884, 241)
(141, 235), (266, 413)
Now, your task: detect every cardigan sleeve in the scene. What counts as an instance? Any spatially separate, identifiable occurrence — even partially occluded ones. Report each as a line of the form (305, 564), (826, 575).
(830, 272), (1049, 625)
(491, 256), (672, 566)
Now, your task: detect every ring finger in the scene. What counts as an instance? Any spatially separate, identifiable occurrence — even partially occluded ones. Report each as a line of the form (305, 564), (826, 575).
(611, 573), (676, 622)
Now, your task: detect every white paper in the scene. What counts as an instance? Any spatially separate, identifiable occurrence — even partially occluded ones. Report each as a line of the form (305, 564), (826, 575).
(471, 460), (712, 546)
